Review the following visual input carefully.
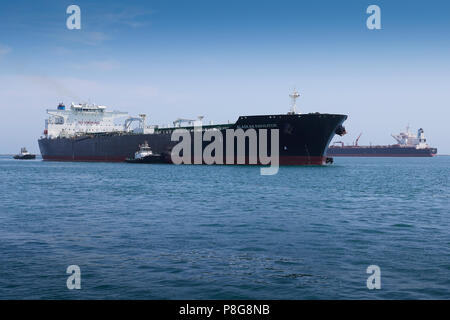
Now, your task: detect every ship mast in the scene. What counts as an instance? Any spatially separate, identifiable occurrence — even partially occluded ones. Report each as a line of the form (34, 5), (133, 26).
(288, 89), (300, 114)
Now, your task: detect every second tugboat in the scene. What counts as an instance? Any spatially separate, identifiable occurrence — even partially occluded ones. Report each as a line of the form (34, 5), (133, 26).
(125, 142), (166, 163)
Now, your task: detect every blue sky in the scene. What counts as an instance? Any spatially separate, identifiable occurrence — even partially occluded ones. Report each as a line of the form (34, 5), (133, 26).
(0, 0), (449, 153)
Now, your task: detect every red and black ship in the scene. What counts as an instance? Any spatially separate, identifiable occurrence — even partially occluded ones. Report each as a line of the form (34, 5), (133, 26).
(38, 91), (348, 165)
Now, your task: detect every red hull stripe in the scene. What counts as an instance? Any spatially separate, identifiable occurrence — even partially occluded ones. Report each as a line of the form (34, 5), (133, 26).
(42, 155), (329, 165)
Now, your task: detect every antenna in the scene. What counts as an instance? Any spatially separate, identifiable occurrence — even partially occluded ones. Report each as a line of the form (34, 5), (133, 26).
(288, 89), (300, 114)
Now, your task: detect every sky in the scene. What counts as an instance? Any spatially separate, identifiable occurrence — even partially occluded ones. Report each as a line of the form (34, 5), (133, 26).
(0, 0), (449, 154)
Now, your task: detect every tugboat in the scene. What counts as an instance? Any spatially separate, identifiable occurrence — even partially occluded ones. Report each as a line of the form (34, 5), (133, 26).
(13, 147), (36, 160)
(125, 142), (166, 163)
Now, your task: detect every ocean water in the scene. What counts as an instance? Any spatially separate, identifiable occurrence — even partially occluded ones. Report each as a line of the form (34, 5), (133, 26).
(0, 155), (449, 300)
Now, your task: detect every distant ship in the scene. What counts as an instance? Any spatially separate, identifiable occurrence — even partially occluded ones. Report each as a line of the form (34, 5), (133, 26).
(327, 127), (437, 157)
(38, 92), (348, 165)
(13, 147), (36, 160)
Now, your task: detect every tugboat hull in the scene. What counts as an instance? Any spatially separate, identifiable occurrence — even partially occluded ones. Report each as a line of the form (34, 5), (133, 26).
(13, 154), (36, 160)
(125, 154), (167, 164)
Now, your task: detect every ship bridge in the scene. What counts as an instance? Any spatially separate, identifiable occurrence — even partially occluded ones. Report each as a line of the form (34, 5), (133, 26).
(391, 126), (429, 149)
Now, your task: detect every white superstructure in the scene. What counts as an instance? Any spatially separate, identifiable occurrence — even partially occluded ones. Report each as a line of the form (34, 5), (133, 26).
(43, 103), (154, 138)
(133, 141), (154, 159)
(18, 147), (31, 156)
(391, 126), (429, 149)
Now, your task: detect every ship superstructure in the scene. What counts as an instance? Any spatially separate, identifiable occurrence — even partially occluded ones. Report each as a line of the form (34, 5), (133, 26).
(391, 126), (429, 149)
(44, 102), (155, 138)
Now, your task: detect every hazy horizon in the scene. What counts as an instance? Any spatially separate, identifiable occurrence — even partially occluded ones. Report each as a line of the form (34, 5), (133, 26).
(1, 0), (449, 154)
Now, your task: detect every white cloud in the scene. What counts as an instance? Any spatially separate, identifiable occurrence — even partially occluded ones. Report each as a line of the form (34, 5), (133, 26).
(72, 59), (121, 71)
(0, 45), (11, 56)
(82, 31), (110, 45)
(132, 85), (159, 98)
(65, 31), (110, 46)
(0, 75), (159, 107)
(90, 59), (121, 71)
(103, 8), (154, 28)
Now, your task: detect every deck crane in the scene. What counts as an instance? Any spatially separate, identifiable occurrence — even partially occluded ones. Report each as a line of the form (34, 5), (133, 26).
(354, 133), (362, 146)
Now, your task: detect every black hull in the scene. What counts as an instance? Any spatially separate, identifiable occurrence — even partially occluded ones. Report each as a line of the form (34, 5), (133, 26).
(39, 113), (347, 165)
(326, 146), (437, 157)
(13, 155), (36, 160)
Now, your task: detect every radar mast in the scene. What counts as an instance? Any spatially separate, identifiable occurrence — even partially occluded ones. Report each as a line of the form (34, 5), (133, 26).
(288, 89), (300, 114)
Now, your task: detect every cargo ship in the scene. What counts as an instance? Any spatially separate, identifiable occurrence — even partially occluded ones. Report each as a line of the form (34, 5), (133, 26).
(327, 127), (437, 157)
(38, 91), (348, 165)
